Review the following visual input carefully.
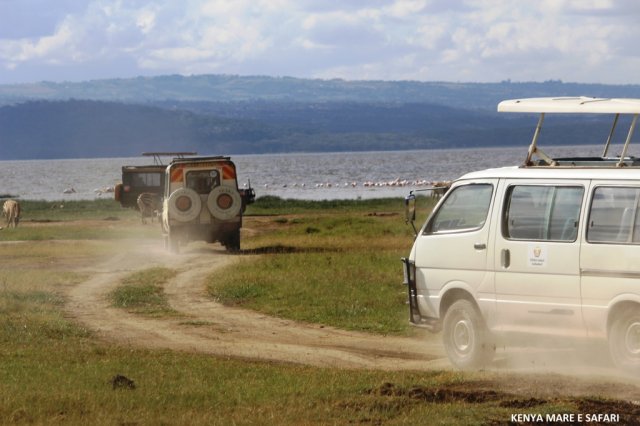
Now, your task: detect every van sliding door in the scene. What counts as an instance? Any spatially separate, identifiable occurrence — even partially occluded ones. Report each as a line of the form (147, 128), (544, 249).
(494, 181), (586, 336)
(581, 184), (640, 338)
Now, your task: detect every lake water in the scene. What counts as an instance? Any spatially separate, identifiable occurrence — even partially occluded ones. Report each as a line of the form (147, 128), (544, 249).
(0, 145), (615, 201)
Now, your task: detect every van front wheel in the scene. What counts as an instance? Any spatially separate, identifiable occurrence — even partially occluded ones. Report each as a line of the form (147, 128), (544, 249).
(442, 299), (494, 370)
(609, 308), (640, 373)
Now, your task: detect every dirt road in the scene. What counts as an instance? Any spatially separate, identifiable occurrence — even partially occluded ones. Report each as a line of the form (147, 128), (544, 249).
(64, 239), (640, 403)
(65, 240), (447, 370)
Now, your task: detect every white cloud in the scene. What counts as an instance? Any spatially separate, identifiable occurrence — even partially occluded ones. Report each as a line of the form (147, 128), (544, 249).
(136, 9), (156, 34)
(1, 0), (640, 84)
(385, 0), (428, 18)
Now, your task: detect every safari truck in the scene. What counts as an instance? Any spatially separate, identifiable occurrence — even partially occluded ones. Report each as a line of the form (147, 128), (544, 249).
(162, 155), (255, 253)
(115, 152), (196, 208)
(403, 97), (640, 372)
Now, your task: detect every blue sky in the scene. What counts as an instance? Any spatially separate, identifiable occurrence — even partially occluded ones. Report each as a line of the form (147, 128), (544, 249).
(1, 0), (639, 85)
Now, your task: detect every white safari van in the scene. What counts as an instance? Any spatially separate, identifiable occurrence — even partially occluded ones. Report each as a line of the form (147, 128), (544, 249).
(162, 156), (254, 253)
(403, 97), (640, 371)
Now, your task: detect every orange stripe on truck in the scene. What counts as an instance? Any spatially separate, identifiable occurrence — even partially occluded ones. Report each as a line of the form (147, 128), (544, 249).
(170, 166), (184, 182)
(222, 164), (236, 180)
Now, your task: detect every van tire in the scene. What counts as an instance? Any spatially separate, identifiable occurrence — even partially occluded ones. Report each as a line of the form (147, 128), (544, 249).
(442, 299), (494, 370)
(609, 307), (640, 373)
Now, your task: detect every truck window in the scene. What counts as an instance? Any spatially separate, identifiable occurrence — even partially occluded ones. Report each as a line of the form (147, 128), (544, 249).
(504, 185), (584, 241)
(186, 170), (221, 194)
(588, 187), (640, 244)
(425, 184), (493, 234)
(126, 172), (161, 187)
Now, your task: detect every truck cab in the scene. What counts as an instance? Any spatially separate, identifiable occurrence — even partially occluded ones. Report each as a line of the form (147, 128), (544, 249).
(161, 156), (255, 253)
(115, 152), (196, 209)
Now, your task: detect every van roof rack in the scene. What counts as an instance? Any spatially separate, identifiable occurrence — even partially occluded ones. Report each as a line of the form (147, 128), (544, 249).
(141, 152), (198, 165)
(498, 97), (640, 168)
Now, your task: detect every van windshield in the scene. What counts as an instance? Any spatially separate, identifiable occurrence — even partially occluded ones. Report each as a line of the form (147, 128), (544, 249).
(426, 184), (493, 233)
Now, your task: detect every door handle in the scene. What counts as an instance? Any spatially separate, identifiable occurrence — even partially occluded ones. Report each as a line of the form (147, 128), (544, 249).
(474, 243), (486, 250)
(501, 249), (510, 268)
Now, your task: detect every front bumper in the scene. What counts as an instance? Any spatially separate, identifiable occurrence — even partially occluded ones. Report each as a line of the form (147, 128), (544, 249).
(402, 257), (441, 332)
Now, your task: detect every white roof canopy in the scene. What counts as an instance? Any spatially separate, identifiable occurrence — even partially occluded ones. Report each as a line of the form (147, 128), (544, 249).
(498, 97), (640, 114)
(496, 97), (640, 166)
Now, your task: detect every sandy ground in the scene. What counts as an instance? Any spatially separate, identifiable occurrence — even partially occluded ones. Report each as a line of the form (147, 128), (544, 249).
(65, 240), (447, 370)
(63, 238), (640, 402)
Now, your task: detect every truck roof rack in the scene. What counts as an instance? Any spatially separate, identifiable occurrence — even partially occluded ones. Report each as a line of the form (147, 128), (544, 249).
(169, 155), (231, 164)
(498, 97), (640, 168)
(141, 152), (198, 165)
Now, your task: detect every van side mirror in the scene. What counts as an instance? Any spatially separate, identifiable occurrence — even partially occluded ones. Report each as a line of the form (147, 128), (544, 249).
(405, 193), (416, 223)
(405, 193), (418, 236)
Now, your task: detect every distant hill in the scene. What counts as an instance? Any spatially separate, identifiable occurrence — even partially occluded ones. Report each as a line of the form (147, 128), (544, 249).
(0, 98), (621, 160)
(2, 74), (640, 109)
(0, 75), (637, 160)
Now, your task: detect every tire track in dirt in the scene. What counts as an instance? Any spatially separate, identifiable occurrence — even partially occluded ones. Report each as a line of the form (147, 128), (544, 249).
(65, 241), (448, 370)
(63, 239), (640, 403)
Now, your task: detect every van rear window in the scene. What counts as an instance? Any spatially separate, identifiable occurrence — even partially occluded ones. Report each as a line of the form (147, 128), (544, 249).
(588, 187), (640, 244)
(504, 185), (583, 241)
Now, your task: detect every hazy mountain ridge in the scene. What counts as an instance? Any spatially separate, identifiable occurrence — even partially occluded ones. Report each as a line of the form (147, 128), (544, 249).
(3, 75), (640, 109)
(0, 75), (637, 160)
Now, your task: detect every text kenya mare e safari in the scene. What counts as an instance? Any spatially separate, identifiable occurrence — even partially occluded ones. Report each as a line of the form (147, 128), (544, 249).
(511, 413), (620, 423)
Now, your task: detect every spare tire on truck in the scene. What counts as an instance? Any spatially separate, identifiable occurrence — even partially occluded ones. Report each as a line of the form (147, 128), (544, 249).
(207, 185), (242, 220)
(167, 188), (201, 222)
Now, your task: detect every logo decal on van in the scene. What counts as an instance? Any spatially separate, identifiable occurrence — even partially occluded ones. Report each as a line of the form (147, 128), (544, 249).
(528, 245), (547, 267)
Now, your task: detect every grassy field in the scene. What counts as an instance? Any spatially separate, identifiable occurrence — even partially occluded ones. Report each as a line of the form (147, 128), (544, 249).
(0, 197), (632, 424)
(208, 198), (426, 335)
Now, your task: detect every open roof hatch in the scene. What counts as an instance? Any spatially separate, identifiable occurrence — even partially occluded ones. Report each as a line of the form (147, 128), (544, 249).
(498, 97), (640, 168)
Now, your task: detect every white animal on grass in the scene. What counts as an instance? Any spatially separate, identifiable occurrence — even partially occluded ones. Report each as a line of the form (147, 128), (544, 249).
(2, 199), (21, 228)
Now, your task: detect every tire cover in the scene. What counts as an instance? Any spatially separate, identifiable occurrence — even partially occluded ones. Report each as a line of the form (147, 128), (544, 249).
(207, 185), (242, 220)
(167, 188), (202, 222)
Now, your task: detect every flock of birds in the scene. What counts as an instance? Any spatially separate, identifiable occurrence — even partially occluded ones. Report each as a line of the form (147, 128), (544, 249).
(61, 180), (450, 195)
(62, 186), (115, 195)
(259, 178), (450, 189)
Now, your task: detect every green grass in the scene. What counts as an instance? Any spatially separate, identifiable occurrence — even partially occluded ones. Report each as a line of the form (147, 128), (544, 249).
(0, 328), (582, 425)
(0, 199), (627, 425)
(0, 200), (161, 242)
(110, 267), (179, 317)
(211, 251), (409, 334)
(246, 195), (429, 216)
(209, 195), (438, 335)
(19, 199), (134, 221)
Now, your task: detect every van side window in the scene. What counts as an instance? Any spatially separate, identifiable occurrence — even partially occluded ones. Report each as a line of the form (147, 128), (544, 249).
(425, 184), (493, 234)
(504, 185), (584, 241)
(588, 187), (640, 244)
